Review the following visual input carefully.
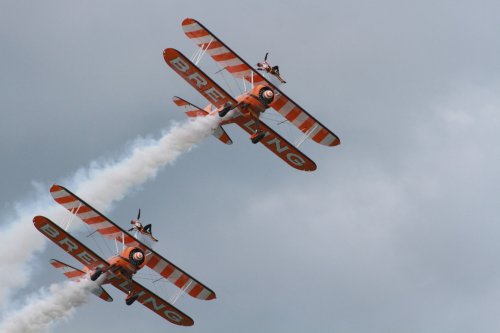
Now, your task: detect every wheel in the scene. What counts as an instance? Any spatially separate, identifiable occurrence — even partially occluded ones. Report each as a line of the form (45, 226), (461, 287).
(250, 131), (265, 144)
(125, 293), (139, 306)
(90, 267), (102, 281)
(218, 102), (232, 117)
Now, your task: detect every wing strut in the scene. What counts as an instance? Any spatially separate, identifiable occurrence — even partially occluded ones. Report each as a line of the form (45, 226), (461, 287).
(191, 38), (213, 65)
(170, 279), (193, 305)
(63, 203), (82, 231)
(294, 123), (320, 148)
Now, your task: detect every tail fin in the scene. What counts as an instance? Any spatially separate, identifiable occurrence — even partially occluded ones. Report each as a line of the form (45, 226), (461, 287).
(172, 96), (233, 145)
(50, 259), (113, 302)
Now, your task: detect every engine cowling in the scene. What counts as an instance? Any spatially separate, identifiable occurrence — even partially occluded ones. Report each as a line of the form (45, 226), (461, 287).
(120, 247), (146, 268)
(129, 248), (145, 267)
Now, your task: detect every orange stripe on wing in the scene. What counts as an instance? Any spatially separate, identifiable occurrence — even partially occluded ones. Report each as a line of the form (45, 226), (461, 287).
(286, 107), (302, 122)
(99, 226), (119, 235)
(175, 275), (189, 288)
(75, 205), (91, 214)
(186, 110), (206, 117)
(226, 64), (249, 73)
(271, 95), (288, 110)
(299, 118), (315, 131)
(147, 255), (160, 268)
(312, 128), (329, 142)
(84, 215), (106, 224)
(174, 99), (188, 106)
(161, 265), (175, 278)
(186, 29), (209, 38)
(51, 261), (65, 268)
(54, 195), (76, 204)
(204, 40), (223, 50)
(212, 52), (236, 61)
(189, 284), (203, 298)
(65, 270), (84, 279)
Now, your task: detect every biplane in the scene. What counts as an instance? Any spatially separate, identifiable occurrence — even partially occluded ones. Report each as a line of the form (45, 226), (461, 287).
(33, 184), (216, 326)
(165, 18), (341, 172)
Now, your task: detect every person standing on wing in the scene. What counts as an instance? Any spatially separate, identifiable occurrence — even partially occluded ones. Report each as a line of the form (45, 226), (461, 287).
(128, 209), (158, 242)
(257, 52), (286, 83)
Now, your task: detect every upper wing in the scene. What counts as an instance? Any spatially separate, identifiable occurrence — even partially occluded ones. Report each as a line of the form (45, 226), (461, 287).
(50, 184), (217, 301)
(33, 215), (109, 271)
(181, 17), (340, 147)
(50, 184), (136, 245)
(109, 277), (194, 326)
(234, 117), (316, 171)
(164, 48), (236, 110)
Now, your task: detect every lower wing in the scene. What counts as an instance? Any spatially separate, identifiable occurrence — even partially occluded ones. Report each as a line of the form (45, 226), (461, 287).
(234, 117), (317, 171)
(33, 215), (109, 271)
(110, 277), (194, 326)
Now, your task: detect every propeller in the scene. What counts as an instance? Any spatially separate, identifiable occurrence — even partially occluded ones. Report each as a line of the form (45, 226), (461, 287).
(137, 208), (141, 220)
(264, 52), (269, 61)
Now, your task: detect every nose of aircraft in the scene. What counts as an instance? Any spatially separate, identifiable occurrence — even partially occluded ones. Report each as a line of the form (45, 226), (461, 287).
(133, 252), (144, 261)
(263, 90), (274, 100)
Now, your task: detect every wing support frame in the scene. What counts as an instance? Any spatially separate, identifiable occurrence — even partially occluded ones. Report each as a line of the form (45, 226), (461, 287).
(294, 123), (320, 148)
(63, 203), (82, 231)
(190, 38), (214, 65)
(170, 280), (193, 305)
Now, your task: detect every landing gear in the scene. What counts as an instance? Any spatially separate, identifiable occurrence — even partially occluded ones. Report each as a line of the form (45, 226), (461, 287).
(218, 102), (233, 117)
(250, 131), (265, 144)
(125, 292), (139, 306)
(90, 267), (102, 281)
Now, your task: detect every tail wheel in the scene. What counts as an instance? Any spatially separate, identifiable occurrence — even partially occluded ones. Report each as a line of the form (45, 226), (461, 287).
(126, 293), (139, 306)
(90, 267), (102, 281)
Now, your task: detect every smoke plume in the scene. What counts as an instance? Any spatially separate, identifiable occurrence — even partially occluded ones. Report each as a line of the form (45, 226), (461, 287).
(0, 280), (92, 333)
(0, 116), (219, 309)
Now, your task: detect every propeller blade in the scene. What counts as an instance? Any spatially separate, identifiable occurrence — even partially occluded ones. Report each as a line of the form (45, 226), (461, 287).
(264, 52), (269, 61)
(137, 208), (141, 220)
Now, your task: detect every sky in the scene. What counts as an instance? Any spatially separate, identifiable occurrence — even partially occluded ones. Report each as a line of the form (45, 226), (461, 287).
(1, 0), (500, 332)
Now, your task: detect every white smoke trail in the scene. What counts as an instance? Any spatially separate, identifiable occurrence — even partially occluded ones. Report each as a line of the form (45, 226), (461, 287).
(0, 116), (219, 308)
(0, 280), (92, 333)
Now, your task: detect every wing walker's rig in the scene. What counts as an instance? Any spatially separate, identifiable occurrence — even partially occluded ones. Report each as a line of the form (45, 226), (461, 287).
(34, 17), (342, 328)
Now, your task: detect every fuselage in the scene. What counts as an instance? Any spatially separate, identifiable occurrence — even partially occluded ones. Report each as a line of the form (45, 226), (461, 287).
(218, 84), (275, 125)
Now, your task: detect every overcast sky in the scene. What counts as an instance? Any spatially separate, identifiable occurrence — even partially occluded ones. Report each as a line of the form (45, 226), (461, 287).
(1, 0), (500, 332)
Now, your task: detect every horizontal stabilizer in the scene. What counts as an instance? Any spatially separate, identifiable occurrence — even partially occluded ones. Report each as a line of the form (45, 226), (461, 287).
(172, 96), (232, 145)
(50, 259), (113, 302)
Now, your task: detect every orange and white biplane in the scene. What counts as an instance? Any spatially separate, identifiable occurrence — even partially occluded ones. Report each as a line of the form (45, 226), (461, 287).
(33, 184), (216, 326)
(165, 18), (341, 172)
